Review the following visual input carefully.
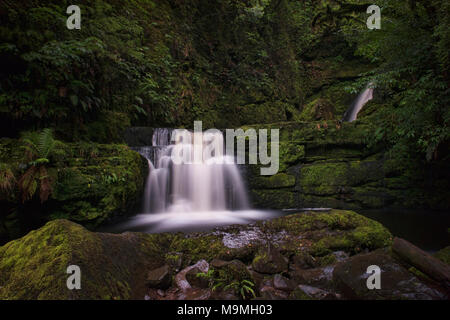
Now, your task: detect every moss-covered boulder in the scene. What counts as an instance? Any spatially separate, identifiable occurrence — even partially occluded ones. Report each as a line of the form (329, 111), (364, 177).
(0, 220), (159, 299)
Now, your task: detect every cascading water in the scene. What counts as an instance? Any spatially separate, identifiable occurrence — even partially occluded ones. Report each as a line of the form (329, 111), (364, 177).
(141, 128), (250, 214)
(342, 83), (374, 122)
(108, 128), (275, 233)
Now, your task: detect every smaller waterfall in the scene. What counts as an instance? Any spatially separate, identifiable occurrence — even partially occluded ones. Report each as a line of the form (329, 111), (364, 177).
(342, 83), (374, 122)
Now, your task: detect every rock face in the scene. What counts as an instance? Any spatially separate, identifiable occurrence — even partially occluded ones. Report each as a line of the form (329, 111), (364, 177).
(0, 139), (148, 243)
(332, 249), (447, 300)
(244, 121), (450, 211)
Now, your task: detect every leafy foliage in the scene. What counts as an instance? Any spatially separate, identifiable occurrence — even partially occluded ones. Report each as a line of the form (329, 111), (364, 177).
(338, 0), (450, 161)
(18, 128), (59, 202)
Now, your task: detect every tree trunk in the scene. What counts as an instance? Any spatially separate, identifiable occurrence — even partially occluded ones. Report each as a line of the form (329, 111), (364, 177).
(392, 237), (450, 288)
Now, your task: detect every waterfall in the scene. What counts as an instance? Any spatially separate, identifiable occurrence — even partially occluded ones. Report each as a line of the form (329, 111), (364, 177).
(136, 128), (250, 214)
(342, 83), (374, 122)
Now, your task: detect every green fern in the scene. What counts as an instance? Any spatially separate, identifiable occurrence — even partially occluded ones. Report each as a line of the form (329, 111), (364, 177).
(18, 129), (58, 203)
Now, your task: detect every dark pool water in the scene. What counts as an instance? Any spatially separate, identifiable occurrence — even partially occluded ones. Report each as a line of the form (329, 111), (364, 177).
(359, 209), (450, 252)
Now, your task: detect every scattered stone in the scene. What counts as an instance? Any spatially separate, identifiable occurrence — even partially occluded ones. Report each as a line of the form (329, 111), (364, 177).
(157, 289), (165, 297)
(146, 265), (171, 289)
(210, 289), (239, 300)
(273, 274), (296, 292)
(175, 260), (209, 292)
(260, 286), (289, 300)
(222, 260), (251, 280)
(249, 270), (266, 293)
(290, 252), (316, 269)
(295, 285), (333, 300)
(186, 267), (210, 288)
(290, 266), (334, 288)
(210, 259), (230, 269)
(178, 288), (212, 300)
(289, 285), (338, 300)
(252, 247), (288, 274)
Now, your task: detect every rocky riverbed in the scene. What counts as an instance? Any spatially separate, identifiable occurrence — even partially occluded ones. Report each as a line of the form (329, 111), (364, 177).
(0, 209), (448, 300)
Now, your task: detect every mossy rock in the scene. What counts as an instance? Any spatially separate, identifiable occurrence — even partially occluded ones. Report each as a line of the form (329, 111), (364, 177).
(298, 98), (336, 121)
(0, 220), (160, 299)
(249, 173), (296, 189)
(299, 160), (384, 196)
(0, 139), (148, 242)
(249, 189), (298, 209)
(434, 246), (450, 265)
(259, 210), (392, 257)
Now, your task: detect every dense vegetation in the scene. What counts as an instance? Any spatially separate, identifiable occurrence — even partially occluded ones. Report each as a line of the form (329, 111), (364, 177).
(1, 0), (448, 159)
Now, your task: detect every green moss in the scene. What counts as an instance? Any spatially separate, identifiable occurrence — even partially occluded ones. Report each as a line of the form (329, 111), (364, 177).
(250, 189), (298, 209)
(434, 246), (450, 265)
(298, 98), (336, 121)
(250, 173), (296, 189)
(315, 253), (337, 267)
(260, 210), (392, 257)
(299, 160), (384, 197)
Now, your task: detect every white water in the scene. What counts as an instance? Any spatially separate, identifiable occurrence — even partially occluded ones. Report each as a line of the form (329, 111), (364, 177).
(141, 128), (250, 213)
(113, 128), (275, 233)
(343, 83), (374, 122)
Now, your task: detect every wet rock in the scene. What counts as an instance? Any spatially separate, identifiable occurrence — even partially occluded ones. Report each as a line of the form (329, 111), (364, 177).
(273, 274), (296, 292)
(222, 260), (251, 280)
(175, 260), (209, 292)
(157, 289), (165, 297)
(178, 288), (212, 300)
(186, 267), (210, 288)
(210, 259), (230, 269)
(249, 270), (266, 295)
(146, 265), (172, 289)
(252, 247), (288, 274)
(290, 252), (317, 269)
(260, 286), (289, 300)
(290, 285), (336, 300)
(211, 289), (239, 300)
(333, 249), (447, 300)
(289, 266), (334, 288)
(211, 259), (252, 283)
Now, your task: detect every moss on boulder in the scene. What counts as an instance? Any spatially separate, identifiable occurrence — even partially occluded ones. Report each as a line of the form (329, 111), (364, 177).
(0, 220), (155, 299)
